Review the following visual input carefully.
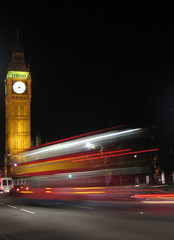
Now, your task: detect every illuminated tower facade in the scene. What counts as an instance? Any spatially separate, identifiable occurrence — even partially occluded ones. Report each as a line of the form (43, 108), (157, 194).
(5, 31), (31, 173)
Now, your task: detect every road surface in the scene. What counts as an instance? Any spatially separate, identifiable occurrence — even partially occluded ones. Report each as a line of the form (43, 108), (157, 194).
(0, 195), (174, 240)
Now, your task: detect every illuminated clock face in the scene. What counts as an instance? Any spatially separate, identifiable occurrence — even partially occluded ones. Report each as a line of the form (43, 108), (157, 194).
(13, 81), (26, 94)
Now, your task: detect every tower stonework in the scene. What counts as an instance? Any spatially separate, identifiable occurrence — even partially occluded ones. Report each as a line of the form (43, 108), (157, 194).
(5, 32), (31, 174)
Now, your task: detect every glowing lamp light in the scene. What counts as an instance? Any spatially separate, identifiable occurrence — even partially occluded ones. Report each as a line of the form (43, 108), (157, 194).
(86, 142), (92, 148)
(85, 142), (95, 149)
(14, 163), (17, 167)
(68, 174), (72, 178)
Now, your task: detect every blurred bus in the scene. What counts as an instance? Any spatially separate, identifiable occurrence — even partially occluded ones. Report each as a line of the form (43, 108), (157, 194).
(10, 127), (158, 201)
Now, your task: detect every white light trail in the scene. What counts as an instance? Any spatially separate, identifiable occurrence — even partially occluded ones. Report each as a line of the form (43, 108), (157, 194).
(23, 128), (141, 157)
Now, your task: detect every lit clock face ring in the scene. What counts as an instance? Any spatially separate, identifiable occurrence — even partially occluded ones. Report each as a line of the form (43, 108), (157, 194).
(13, 81), (26, 94)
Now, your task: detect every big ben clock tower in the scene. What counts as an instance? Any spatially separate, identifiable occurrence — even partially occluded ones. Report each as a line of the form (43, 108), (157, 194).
(5, 30), (31, 175)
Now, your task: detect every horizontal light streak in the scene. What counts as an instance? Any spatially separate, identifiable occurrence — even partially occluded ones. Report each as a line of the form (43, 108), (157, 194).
(23, 128), (141, 157)
(143, 201), (174, 204)
(74, 187), (105, 190)
(19, 191), (34, 194)
(72, 148), (159, 163)
(46, 149), (131, 165)
(134, 193), (174, 198)
(14, 148), (157, 177)
(18, 148), (131, 167)
(75, 191), (107, 194)
(28, 125), (124, 151)
(70, 149), (131, 163)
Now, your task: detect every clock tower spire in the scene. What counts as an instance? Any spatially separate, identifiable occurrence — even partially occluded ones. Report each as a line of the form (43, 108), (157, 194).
(5, 29), (31, 176)
(9, 28), (29, 72)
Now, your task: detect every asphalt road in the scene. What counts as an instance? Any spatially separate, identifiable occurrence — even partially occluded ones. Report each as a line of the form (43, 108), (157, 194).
(0, 195), (174, 240)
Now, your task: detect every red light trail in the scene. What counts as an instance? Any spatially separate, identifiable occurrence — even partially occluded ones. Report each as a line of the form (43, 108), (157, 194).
(72, 148), (159, 163)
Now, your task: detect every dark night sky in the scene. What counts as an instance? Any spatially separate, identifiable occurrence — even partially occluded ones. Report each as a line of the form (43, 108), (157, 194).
(1, 2), (174, 160)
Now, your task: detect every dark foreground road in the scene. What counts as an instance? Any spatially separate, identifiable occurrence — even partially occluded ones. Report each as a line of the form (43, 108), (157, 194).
(0, 195), (174, 240)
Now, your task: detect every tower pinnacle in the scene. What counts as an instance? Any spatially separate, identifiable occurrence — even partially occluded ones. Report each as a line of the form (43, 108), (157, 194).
(8, 28), (28, 71)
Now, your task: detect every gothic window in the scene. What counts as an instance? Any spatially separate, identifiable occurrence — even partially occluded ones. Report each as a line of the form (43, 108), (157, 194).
(14, 105), (18, 116)
(20, 106), (24, 116)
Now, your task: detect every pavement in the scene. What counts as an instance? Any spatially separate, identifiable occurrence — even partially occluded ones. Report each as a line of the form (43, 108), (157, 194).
(0, 194), (174, 240)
